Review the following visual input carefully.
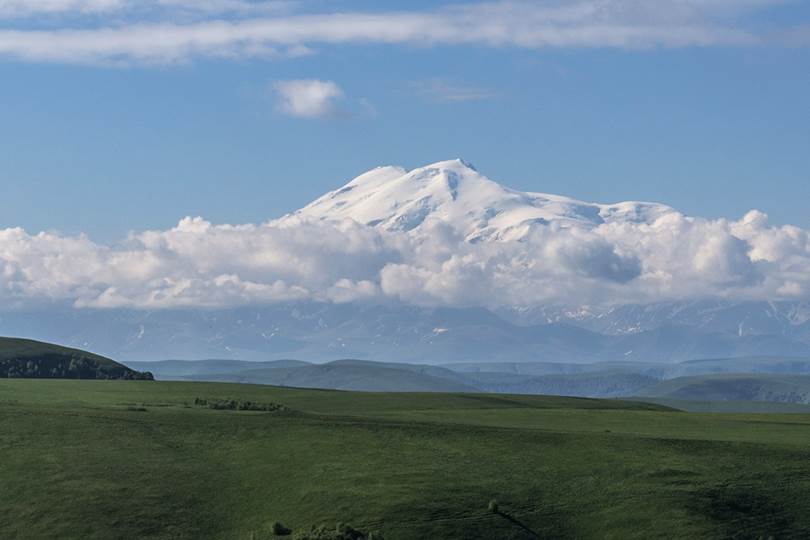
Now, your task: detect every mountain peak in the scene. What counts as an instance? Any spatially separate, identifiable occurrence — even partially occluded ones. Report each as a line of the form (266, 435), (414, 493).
(422, 158), (477, 171)
(292, 160), (677, 242)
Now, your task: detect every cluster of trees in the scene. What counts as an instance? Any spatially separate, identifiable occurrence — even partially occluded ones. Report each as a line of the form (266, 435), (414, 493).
(193, 397), (287, 412)
(0, 355), (153, 380)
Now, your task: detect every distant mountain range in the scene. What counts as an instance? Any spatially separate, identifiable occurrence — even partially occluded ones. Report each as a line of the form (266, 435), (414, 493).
(126, 355), (810, 406)
(498, 299), (810, 339)
(6, 332), (810, 407)
(4, 299), (810, 364)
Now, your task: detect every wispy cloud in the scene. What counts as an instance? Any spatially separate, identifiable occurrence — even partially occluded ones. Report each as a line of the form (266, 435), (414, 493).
(272, 79), (344, 119)
(411, 79), (497, 103)
(0, 0), (295, 18)
(0, 1), (803, 65)
(0, 0), (125, 17)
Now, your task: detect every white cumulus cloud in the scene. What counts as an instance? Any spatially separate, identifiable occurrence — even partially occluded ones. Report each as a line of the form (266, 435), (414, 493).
(2, 203), (810, 311)
(272, 79), (344, 118)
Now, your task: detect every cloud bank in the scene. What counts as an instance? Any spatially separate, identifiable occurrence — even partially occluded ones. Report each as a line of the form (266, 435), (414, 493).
(0, 0), (802, 65)
(2, 203), (810, 311)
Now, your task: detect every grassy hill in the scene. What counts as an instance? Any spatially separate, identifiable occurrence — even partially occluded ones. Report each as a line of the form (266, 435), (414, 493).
(464, 370), (659, 398)
(0, 337), (153, 380)
(188, 359), (478, 392)
(671, 356), (810, 377)
(638, 373), (810, 404)
(631, 397), (810, 413)
(2, 379), (810, 539)
(126, 359), (310, 380)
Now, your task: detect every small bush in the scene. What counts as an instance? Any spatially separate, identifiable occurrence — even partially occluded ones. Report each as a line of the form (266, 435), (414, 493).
(272, 521), (292, 536)
(291, 524), (379, 540)
(193, 397), (287, 412)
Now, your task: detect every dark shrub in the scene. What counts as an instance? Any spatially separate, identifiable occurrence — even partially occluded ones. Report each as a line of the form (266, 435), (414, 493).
(291, 524), (379, 540)
(193, 397), (287, 412)
(272, 521), (292, 536)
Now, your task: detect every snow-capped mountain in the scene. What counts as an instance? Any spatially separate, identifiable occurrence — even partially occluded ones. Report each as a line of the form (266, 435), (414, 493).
(291, 159), (675, 242)
(3, 159), (810, 365)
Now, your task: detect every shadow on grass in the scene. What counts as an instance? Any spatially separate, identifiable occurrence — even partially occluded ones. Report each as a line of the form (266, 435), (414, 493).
(689, 483), (798, 539)
(494, 510), (541, 539)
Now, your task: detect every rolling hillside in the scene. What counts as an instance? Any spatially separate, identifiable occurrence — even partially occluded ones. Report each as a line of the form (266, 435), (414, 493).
(639, 374), (810, 404)
(463, 371), (659, 398)
(126, 359), (309, 380)
(128, 356), (810, 404)
(3, 379), (810, 539)
(140, 359), (477, 392)
(0, 337), (153, 380)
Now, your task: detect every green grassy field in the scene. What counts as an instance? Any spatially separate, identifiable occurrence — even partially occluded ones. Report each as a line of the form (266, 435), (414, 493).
(2, 380), (810, 539)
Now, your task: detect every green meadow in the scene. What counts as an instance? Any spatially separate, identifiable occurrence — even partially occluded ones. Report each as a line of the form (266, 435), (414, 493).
(2, 379), (810, 539)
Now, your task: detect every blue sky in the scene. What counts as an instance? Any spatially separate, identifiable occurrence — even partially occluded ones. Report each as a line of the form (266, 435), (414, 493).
(1, 0), (809, 242)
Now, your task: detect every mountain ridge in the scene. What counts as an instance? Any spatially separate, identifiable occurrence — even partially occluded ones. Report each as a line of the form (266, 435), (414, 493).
(5, 302), (810, 363)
